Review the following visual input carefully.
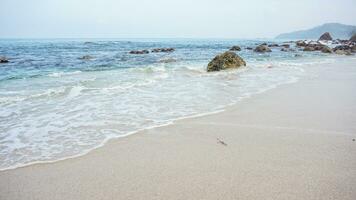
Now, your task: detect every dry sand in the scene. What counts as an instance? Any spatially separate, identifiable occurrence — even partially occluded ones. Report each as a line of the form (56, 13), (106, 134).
(1, 60), (356, 200)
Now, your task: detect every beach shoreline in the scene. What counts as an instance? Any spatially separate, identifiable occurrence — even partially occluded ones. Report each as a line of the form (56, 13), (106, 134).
(1, 58), (356, 200)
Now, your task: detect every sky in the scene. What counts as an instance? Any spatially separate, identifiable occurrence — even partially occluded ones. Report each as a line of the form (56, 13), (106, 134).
(1, 0), (356, 38)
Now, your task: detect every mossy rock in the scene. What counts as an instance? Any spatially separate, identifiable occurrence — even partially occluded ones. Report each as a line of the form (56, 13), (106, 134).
(207, 51), (246, 72)
(254, 45), (272, 53)
(229, 46), (241, 51)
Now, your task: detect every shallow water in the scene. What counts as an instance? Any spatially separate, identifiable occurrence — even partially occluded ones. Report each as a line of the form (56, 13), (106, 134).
(0, 38), (339, 170)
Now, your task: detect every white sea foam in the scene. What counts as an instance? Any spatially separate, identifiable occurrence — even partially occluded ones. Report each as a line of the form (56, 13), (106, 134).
(48, 71), (82, 77)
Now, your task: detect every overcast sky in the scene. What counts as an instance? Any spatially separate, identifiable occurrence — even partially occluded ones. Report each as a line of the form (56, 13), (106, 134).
(1, 0), (355, 38)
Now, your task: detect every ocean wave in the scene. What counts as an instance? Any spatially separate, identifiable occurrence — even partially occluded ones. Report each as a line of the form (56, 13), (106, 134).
(130, 64), (168, 73)
(48, 71), (82, 77)
(0, 85), (86, 104)
(0, 74), (42, 82)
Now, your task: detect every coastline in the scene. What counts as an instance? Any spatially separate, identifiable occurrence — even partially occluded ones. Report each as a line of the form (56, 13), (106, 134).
(1, 59), (356, 200)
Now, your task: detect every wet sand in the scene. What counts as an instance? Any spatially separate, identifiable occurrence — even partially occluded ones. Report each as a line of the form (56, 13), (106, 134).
(1, 59), (356, 200)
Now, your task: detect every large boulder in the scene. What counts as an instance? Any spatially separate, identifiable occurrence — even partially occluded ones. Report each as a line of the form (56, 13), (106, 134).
(319, 32), (333, 41)
(254, 45), (272, 53)
(0, 56), (9, 63)
(207, 51), (246, 72)
(350, 34), (356, 42)
(229, 46), (241, 51)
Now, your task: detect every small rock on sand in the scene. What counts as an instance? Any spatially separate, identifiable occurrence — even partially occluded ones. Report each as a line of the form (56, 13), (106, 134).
(217, 138), (227, 146)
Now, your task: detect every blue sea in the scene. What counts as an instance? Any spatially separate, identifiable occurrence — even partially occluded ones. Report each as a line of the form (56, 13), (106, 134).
(0, 38), (338, 170)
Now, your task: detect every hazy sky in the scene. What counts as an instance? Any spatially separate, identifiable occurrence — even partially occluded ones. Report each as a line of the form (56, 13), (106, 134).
(1, 0), (355, 38)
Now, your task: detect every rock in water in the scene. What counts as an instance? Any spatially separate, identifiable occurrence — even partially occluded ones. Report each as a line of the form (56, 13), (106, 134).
(254, 45), (272, 53)
(352, 46), (356, 53)
(333, 45), (352, 51)
(303, 46), (315, 51)
(281, 44), (290, 48)
(334, 49), (352, 55)
(319, 32), (333, 41)
(333, 46), (352, 55)
(129, 50), (149, 54)
(151, 48), (175, 53)
(207, 51), (246, 72)
(281, 48), (295, 52)
(158, 58), (177, 63)
(268, 44), (279, 47)
(350, 34), (356, 42)
(79, 55), (94, 60)
(296, 40), (307, 47)
(229, 46), (241, 51)
(321, 46), (332, 53)
(0, 56), (9, 63)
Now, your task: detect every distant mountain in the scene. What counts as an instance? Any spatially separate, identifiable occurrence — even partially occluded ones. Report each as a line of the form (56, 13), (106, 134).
(276, 23), (356, 40)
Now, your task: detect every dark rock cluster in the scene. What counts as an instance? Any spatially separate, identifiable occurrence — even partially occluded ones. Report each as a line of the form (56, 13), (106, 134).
(294, 32), (356, 55)
(151, 48), (175, 53)
(207, 32), (356, 72)
(129, 50), (150, 54)
(129, 48), (175, 54)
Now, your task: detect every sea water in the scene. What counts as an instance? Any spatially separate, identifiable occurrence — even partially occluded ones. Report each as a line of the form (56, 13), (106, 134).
(0, 38), (338, 170)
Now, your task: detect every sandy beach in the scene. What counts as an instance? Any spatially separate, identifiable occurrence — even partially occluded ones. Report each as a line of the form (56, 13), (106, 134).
(1, 59), (356, 200)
